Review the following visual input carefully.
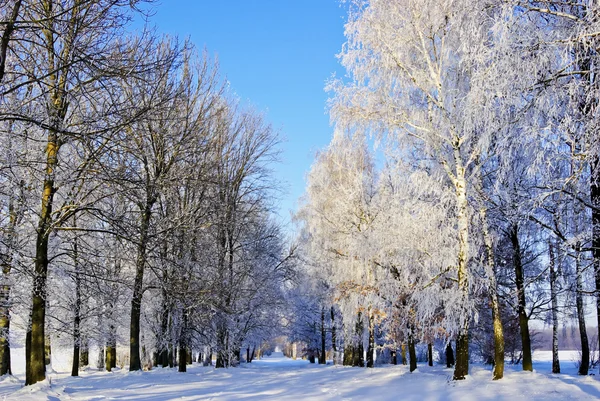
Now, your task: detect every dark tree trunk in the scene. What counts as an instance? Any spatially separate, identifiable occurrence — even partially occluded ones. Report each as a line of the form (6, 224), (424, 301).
(25, 325), (32, 384)
(408, 334), (417, 373)
(428, 343), (433, 366)
(549, 242), (560, 374)
(71, 233), (81, 377)
(0, 0), (21, 83)
(510, 224), (532, 372)
(352, 313), (364, 367)
(575, 243), (590, 375)
(390, 349), (397, 365)
(178, 346), (186, 372)
(446, 342), (455, 368)
(453, 331), (468, 379)
(330, 307), (337, 364)
(320, 308), (326, 364)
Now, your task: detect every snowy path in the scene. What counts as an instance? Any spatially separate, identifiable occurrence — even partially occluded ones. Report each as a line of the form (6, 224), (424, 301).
(2, 351), (600, 400)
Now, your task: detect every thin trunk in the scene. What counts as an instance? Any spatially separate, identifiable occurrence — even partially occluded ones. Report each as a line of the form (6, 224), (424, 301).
(106, 318), (116, 371)
(179, 312), (188, 372)
(71, 227), (81, 377)
(129, 203), (153, 371)
(575, 242), (590, 375)
(592, 157), (600, 375)
(401, 343), (407, 365)
(549, 242), (560, 374)
(353, 313), (364, 367)
(428, 343), (433, 367)
(320, 308), (326, 364)
(366, 312), (374, 368)
(44, 336), (51, 366)
(511, 224), (532, 372)
(331, 306), (337, 350)
(25, 321), (31, 384)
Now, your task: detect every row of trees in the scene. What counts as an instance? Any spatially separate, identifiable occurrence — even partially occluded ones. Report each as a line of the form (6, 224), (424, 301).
(292, 0), (600, 381)
(0, 0), (291, 385)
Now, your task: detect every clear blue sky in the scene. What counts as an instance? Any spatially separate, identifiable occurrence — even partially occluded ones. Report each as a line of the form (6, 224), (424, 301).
(147, 0), (348, 229)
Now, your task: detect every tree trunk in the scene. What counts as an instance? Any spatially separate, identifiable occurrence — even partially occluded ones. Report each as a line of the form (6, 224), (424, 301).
(320, 307), (326, 364)
(330, 306), (337, 364)
(0, 180), (21, 376)
(129, 203), (153, 372)
(216, 324), (228, 368)
(97, 345), (105, 370)
(408, 333), (417, 373)
(353, 313), (364, 367)
(453, 155), (470, 380)
(366, 312), (375, 368)
(203, 348), (212, 366)
(106, 320), (116, 371)
(575, 243), (589, 375)
(510, 224), (532, 372)
(343, 345), (353, 366)
(44, 336), (51, 367)
(71, 231), (81, 377)
(178, 346), (186, 372)
(549, 242), (560, 374)
(479, 204), (505, 380)
(25, 325), (31, 384)
(592, 157), (600, 375)
(428, 343), (433, 366)
(0, 0), (21, 84)
(401, 343), (407, 365)
(390, 349), (397, 365)
(446, 342), (455, 368)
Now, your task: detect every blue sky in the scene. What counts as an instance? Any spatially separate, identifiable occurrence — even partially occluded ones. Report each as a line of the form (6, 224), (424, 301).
(147, 0), (348, 229)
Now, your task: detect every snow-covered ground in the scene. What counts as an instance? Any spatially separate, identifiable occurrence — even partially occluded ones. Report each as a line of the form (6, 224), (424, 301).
(1, 350), (599, 400)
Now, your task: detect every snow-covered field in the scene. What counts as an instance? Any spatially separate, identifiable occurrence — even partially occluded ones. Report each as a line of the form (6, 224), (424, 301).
(1, 350), (599, 400)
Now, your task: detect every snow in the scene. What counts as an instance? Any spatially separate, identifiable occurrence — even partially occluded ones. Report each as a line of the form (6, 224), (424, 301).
(1, 350), (599, 400)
